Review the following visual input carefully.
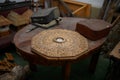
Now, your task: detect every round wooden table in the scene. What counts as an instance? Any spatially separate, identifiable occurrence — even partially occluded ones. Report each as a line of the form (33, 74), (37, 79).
(14, 17), (106, 80)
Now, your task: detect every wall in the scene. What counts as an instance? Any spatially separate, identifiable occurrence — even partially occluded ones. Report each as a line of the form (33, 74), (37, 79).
(76, 0), (104, 8)
(0, 0), (104, 8)
(0, 0), (25, 2)
(76, 0), (104, 18)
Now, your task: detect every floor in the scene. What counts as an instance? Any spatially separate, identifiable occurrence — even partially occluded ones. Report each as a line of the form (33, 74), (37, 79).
(0, 46), (109, 80)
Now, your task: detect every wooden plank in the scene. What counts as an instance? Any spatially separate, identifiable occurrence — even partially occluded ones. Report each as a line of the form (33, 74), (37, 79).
(64, 0), (87, 6)
(7, 11), (29, 26)
(98, 0), (109, 19)
(86, 4), (91, 18)
(72, 5), (86, 14)
(110, 42), (120, 59)
(5, 53), (14, 61)
(112, 15), (120, 27)
(0, 15), (12, 27)
(58, 0), (74, 17)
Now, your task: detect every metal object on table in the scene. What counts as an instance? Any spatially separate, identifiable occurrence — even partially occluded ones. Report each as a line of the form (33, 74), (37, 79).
(53, 37), (66, 43)
(26, 17), (62, 32)
(31, 7), (60, 24)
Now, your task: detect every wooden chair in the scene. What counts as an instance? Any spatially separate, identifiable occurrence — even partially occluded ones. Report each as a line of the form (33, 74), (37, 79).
(98, 0), (120, 23)
(100, 17), (120, 80)
(101, 16), (120, 55)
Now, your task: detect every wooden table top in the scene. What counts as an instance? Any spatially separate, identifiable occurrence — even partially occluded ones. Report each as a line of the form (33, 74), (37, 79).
(13, 17), (106, 65)
(31, 29), (88, 58)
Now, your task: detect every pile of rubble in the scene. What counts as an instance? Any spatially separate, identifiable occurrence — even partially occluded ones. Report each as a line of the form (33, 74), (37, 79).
(0, 53), (16, 74)
(0, 53), (30, 80)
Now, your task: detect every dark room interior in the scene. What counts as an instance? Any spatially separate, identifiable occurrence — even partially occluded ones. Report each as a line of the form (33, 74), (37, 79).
(0, 0), (120, 80)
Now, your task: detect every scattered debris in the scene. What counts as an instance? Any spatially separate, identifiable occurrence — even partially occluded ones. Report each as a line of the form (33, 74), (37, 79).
(5, 53), (14, 61)
(0, 53), (30, 80)
(0, 65), (30, 80)
(0, 53), (17, 74)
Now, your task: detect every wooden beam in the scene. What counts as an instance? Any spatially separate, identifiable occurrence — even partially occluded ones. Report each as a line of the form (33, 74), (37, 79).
(58, 0), (74, 17)
(98, 0), (109, 19)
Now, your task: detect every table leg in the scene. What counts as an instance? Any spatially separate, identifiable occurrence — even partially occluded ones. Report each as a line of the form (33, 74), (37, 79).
(89, 49), (100, 73)
(62, 62), (71, 80)
(29, 63), (37, 71)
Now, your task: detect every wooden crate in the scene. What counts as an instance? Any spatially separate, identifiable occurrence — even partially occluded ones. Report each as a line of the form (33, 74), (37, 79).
(22, 9), (33, 23)
(0, 15), (12, 27)
(0, 26), (10, 37)
(0, 16), (11, 37)
(7, 11), (29, 26)
(52, 0), (91, 18)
